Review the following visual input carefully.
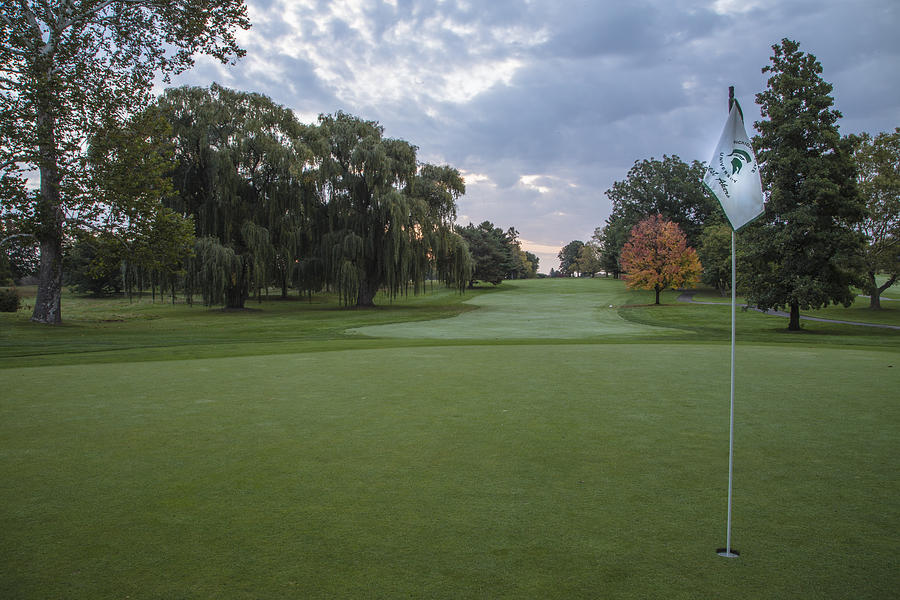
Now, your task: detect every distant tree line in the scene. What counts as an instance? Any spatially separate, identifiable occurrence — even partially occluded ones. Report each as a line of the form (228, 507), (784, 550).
(2, 80), (547, 308)
(4, 84), (484, 309)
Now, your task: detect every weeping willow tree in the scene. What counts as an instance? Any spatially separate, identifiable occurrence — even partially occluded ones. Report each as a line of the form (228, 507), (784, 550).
(407, 164), (473, 294)
(158, 84), (314, 308)
(313, 112), (471, 307)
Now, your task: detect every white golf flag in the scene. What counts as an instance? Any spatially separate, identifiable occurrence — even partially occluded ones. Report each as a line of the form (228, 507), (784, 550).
(703, 100), (764, 231)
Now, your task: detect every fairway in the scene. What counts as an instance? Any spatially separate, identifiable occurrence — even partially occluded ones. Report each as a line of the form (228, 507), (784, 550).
(350, 278), (675, 339)
(1, 279), (898, 598)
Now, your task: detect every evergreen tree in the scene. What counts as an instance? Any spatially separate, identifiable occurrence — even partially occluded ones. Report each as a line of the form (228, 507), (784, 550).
(593, 225), (624, 279)
(456, 221), (513, 286)
(742, 39), (865, 330)
(63, 234), (123, 297)
(0, 220), (40, 284)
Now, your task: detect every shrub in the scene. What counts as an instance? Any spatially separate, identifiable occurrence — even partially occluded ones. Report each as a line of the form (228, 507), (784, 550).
(0, 288), (20, 312)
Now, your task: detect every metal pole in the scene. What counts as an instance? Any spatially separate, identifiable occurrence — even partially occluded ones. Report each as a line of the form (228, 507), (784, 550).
(718, 229), (739, 558)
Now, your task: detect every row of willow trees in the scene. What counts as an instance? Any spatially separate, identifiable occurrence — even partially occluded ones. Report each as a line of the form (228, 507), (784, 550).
(89, 84), (474, 308)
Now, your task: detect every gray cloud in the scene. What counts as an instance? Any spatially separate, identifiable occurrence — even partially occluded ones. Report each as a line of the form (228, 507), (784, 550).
(169, 0), (900, 271)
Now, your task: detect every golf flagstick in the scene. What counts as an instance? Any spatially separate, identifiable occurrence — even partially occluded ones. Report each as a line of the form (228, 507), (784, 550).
(702, 86), (765, 558)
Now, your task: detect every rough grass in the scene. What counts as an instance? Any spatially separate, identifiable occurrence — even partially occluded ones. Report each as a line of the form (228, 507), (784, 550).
(0, 284), (480, 368)
(1, 279), (898, 598)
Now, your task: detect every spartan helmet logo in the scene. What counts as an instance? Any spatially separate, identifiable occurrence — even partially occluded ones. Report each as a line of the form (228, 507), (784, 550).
(727, 149), (752, 176)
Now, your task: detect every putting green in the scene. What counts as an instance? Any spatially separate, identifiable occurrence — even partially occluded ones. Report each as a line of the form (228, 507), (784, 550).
(2, 343), (897, 598)
(350, 278), (676, 339)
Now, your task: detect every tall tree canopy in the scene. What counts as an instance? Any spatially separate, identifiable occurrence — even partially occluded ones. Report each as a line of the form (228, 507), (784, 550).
(851, 128), (900, 309)
(741, 39), (865, 330)
(523, 250), (540, 278)
(513, 248), (539, 279)
(596, 155), (722, 277)
(697, 223), (732, 294)
(575, 242), (602, 277)
(454, 221), (501, 286)
(557, 240), (584, 276)
(499, 226), (534, 280)
(0, 0), (249, 323)
(455, 221), (518, 286)
(592, 225), (624, 279)
(313, 112), (471, 306)
(620, 215), (701, 305)
(86, 106), (195, 299)
(158, 84), (313, 309)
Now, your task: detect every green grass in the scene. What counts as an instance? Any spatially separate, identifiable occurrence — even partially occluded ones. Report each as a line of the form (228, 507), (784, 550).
(4, 280), (897, 370)
(350, 277), (677, 339)
(0, 284), (483, 368)
(1, 279), (898, 598)
(692, 275), (900, 327)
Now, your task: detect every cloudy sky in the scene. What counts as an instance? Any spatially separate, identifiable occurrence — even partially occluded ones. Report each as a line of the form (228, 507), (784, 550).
(170, 0), (899, 272)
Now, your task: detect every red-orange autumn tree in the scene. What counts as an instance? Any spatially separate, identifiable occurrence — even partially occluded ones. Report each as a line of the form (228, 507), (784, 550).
(620, 214), (702, 304)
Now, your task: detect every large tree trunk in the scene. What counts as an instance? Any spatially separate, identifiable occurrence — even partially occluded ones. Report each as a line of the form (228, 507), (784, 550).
(869, 271), (898, 310)
(868, 271), (881, 310)
(224, 283), (247, 309)
(32, 234), (63, 324)
(31, 103), (64, 324)
(866, 270), (881, 310)
(654, 285), (661, 305)
(356, 274), (378, 307)
(224, 261), (249, 309)
(788, 301), (801, 331)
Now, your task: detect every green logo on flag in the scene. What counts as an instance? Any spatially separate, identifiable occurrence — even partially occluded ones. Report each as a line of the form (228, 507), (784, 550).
(727, 149), (752, 176)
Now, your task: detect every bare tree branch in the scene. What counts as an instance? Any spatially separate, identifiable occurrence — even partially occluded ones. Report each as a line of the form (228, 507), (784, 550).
(0, 7), (17, 29)
(1, 232), (38, 246)
(33, 0), (58, 30)
(15, 0), (49, 51)
(0, 156), (29, 170)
